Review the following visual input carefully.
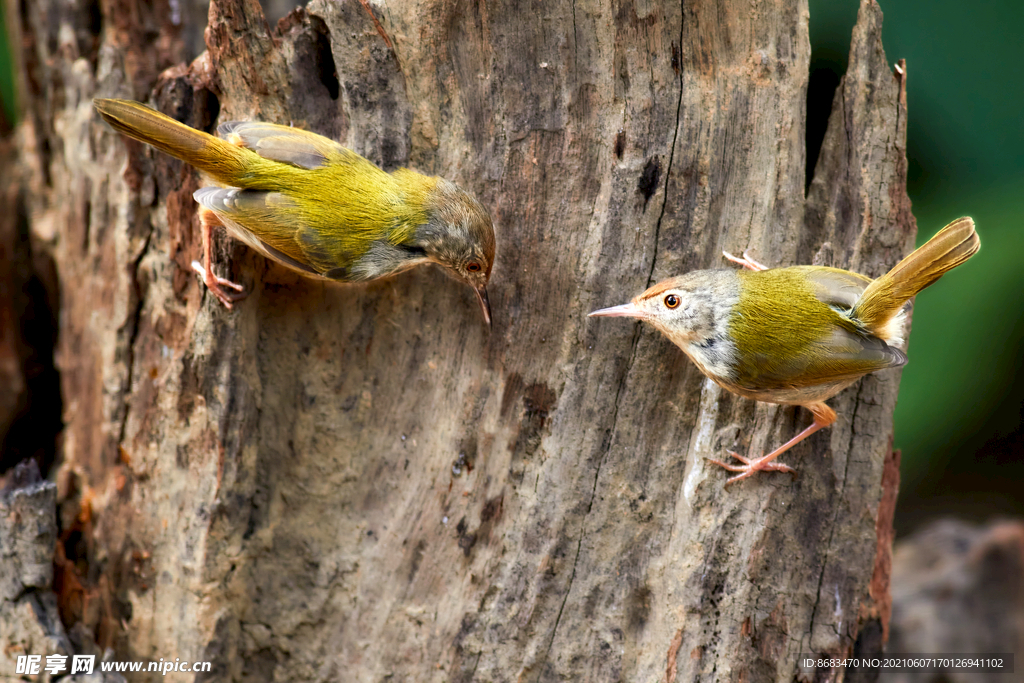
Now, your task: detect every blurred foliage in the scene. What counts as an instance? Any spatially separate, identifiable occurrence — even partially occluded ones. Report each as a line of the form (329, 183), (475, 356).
(811, 0), (1024, 532)
(0, 0), (15, 131)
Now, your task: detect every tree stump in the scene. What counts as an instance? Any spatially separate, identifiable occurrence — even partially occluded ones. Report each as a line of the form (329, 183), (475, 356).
(5, 0), (914, 680)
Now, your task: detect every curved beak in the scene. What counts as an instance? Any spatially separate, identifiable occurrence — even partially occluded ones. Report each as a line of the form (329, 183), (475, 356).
(475, 286), (492, 326)
(588, 302), (643, 319)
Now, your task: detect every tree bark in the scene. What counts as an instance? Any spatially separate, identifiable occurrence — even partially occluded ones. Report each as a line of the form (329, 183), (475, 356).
(5, 0), (914, 680)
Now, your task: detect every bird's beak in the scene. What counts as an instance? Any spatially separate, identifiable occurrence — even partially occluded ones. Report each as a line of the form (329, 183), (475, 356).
(588, 302), (644, 319)
(475, 286), (492, 327)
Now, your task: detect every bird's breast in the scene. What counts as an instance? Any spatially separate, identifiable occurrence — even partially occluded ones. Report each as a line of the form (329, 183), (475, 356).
(348, 239), (431, 281)
(682, 335), (740, 385)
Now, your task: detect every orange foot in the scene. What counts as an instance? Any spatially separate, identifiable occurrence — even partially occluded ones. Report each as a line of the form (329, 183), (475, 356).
(707, 451), (797, 486)
(722, 250), (769, 271)
(191, 260), (246, 309)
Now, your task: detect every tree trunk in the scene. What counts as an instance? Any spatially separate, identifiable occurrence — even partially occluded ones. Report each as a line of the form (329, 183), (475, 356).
(4, 0), (913, 680)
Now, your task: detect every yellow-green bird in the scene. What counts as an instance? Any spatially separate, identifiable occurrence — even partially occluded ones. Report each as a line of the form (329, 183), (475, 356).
(590, 217), (979, 485)
(93, 98), (495, 323)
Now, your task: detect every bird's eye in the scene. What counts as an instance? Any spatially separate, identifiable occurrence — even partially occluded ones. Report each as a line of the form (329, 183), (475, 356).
(664, 294), (680, 309)
(467, 262), (481, 273)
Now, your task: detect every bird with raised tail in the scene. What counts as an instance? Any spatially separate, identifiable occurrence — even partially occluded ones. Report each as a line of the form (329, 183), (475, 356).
(93, 98), (495, 323)
(590, 218), (980, 485)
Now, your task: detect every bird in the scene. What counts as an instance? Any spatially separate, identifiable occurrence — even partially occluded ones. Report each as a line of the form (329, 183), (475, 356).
(92, 98), (496, 323)
(589, 217), (979, 485)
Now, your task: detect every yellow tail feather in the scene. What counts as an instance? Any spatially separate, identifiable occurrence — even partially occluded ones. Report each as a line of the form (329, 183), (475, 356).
(853, 217), (979, 334)
(93, 98), (251, 185)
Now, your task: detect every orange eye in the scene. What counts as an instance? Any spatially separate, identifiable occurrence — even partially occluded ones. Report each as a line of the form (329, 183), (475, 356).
(664, 294), (680, 309)
(467, 262), (481, 273)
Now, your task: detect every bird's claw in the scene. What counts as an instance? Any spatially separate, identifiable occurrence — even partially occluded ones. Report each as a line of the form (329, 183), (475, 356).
(707, 450), (796, 486)
(191, 260), (246, 309)
(722, 250), (769, 272)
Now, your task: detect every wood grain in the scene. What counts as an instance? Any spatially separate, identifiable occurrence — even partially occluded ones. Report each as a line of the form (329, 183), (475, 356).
(7, 0), (914, 680)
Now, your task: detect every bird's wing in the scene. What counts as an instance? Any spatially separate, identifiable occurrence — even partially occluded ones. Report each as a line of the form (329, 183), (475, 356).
(802, 266), (908, 381)
(802, 325), (907, 379)
(789, 265), (908, 373)
(731, 323), (908, 399)
(731, 267), (906, 394)
(194, 187), (353, 278)
(218, 121), (352, 170)
(734, 324), (907, 393)
(796, 265), (873, 310)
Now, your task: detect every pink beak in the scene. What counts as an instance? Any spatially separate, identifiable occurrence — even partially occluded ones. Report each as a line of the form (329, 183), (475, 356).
(475, 286), (492, 327)
(588, 302), (645, 319)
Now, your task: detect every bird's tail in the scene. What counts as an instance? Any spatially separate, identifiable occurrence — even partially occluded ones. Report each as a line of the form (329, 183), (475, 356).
(853, 217), (979, 333)
(93, 98), (251, 185)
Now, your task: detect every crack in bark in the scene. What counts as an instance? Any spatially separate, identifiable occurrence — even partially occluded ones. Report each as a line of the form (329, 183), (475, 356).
(645, 1), (684, 289)
(469, 650), (481, 678)
(542, 321), (638, 663)
(842, 86), (853, 171)
(806, 380), (864, 650)
(116, 229), (153, 449)
(570, 0), (578, 74)
(541, 12), (687, 667)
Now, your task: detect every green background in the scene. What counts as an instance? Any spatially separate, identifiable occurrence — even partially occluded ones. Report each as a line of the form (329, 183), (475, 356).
(0, 5), (13, 131)
(1, 1), (1021, 532)
(810, 0), (1024, 531)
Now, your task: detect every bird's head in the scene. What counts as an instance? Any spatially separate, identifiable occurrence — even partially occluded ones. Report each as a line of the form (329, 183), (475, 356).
(419, 178), (496, 325)
(588, 271), (737, 349)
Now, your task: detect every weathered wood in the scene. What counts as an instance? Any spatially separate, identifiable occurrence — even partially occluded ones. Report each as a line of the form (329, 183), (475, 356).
(0, 462), (71, 676)
(7, 0), (913, 680)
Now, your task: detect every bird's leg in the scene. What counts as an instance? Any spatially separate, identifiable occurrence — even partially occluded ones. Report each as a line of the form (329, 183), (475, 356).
(191, 207), (246, 309)
(722, 250), (769, 272)
(708, 402), (837, 486)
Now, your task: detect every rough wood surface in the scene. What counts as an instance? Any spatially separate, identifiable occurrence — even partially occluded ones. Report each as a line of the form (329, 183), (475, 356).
(0, 462), (71, 678)
(7, 0), (915, 680)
